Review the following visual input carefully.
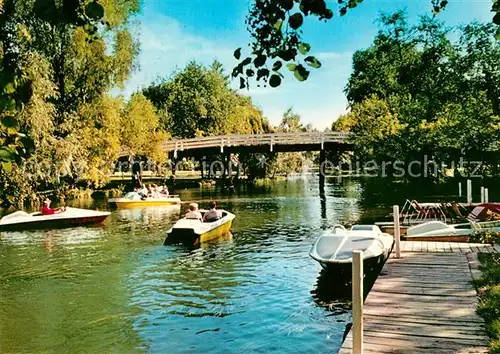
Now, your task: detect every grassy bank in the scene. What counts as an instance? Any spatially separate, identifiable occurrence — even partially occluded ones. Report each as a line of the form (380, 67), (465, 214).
(472, 231), (500, 353)
(476, 253), (500, 353)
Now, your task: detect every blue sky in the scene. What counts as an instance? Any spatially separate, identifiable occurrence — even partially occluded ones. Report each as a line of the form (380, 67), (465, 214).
(122, 0), (493, 130)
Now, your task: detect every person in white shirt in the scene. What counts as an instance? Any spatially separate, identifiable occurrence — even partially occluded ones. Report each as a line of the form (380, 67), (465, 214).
(203, 201), (222, 222)
(185, 203), (202, 220)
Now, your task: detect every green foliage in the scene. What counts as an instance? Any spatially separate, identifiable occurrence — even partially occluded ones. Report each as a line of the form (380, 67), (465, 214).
(0, 0), (140, 205)
(470, 231), (500, 245)
(335, 13), (500, 173)
(476, 254), (500, 352)
(143, 61), (267, 138)
(121, 93), (169, 162)
(238, 0), (451, 87)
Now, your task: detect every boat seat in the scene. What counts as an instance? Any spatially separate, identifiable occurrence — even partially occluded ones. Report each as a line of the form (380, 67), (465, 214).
(205, 217), (221, 223)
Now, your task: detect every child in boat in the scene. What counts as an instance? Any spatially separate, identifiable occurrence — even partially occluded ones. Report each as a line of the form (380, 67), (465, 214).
(203, 201), (222, 222)
(152, 184), (162, 198)
(41, 198), (66, 215)
(185, 203), (202, 221)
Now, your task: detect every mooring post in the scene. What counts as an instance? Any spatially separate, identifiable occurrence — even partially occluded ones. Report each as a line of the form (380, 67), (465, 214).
(393, 205), (401, 259)
(319, 149), (326, 198)
(485, 188), (489, 203)
(481, 186), (485, 203)
(458, 182), (462, 197)
(467, 179), (472, 204)
(352, 250), (364, 354)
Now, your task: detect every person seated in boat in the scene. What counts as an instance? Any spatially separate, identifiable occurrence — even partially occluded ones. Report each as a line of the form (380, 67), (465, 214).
(138, 184), (148, 200)
(152, 184), (162, 198)
(146, 184), (153, 197)
(203, 201), (222, 222)
(185, 203), (202, 221)
(41, 198), (66, 215)
(161, 185), (169, 196)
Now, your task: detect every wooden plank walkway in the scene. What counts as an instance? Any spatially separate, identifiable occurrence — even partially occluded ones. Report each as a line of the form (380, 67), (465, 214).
(339, 241), (498, 353)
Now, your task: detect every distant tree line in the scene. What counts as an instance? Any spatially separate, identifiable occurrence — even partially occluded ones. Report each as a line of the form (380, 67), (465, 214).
(332, 12), (500, 178)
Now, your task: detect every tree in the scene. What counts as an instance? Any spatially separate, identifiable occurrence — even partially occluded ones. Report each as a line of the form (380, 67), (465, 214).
(121, 93), (168, 161)
(335, 13), (500, 177)
(0, 0), (140, 204)
(143, 61), (267, 138)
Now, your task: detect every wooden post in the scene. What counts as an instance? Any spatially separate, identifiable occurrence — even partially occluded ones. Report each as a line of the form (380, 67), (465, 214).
(485, 188), (489, 203)
(458, 182), (462, 197)
(319, 149), (326, 198)
(393, 205), (401, 259)
(481, 187), (485, 203)
(467, 179), (472, 204)
(352, 250), (364, 354)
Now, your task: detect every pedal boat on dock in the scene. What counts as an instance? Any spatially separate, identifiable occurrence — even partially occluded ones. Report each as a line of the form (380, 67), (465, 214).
(0, 207), (110, 231)
(108, 192), (181, 208)
(406, 203), (500, 241)
(309, 225), (394, 273)
(164, 210), (235, 246)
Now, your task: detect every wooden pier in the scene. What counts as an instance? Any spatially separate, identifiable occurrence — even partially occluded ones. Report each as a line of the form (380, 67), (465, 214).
(340, 241), (499, 354)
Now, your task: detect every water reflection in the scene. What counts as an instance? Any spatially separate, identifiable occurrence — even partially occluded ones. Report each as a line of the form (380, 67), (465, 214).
(0, 227), (106, 249)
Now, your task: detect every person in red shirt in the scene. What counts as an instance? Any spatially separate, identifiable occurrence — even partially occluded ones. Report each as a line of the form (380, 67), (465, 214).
(41, 198), (66, 215)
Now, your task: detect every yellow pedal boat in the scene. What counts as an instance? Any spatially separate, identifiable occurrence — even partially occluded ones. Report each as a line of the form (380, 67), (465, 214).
(108, 192), (181, 208)
(164, 210), (235, 246)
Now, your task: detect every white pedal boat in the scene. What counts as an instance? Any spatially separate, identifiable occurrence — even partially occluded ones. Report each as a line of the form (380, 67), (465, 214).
(164, 210), (235, 246)
(309, 225), (394, 272)
(0, 207), (110, 231)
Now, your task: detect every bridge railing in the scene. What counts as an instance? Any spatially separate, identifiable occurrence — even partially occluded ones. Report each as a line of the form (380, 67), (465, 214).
(120, 132), (352, 157)
(160, 132), (352, 152)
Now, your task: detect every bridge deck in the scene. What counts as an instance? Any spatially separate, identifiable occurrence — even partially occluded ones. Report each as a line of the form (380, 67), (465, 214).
(339, 241), (498, 353)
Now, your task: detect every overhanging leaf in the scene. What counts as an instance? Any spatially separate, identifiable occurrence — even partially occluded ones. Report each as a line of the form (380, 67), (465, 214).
(269, 75), (281, 88)
(85, 1), (105, 21)
(289, 13), (303, 30)
(257, 68), (270, 81)
(234, 48), (242, 60)
(298, 43), (311, 55)
(254, 54), (267, 67)
(304, 56), (322, 68)
(494, 13), (500, 26)
(497, 27), (500, 41)
(282, 0), (294, 11)
(294, 65), (310, 82)
(272, 61), (283, 71)
(287, 63), (297, 71)
(273, 21), (283, 31)
(241, 57), (252, 66)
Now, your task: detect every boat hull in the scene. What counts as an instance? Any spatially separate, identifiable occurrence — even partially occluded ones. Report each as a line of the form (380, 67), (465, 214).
(164, 219), (233, 246)
(0, 214), (109, 231)
(318, 252), (388, 278)
(111, 199), (181, 208)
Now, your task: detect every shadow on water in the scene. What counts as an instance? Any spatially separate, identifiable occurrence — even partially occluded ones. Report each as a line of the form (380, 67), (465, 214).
(311, 256), (387, 341)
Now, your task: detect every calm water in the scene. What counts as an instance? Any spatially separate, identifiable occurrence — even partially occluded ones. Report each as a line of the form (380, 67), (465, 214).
(0, 176), (475, 353)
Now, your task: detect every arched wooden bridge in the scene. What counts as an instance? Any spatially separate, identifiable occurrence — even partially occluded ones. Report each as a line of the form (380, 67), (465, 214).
(120, 131), (354, 158)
